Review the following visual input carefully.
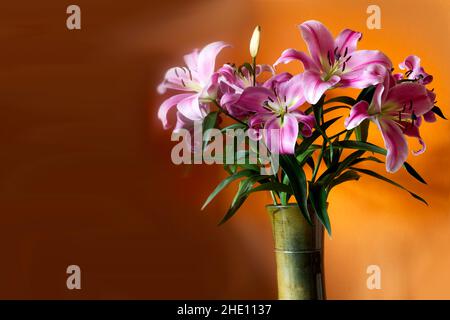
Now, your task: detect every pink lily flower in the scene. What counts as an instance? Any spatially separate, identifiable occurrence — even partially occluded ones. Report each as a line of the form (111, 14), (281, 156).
(218, 63), (274, 118)
(397, 55), (436, 123)
(398, 55), (433, 85)
(157, 41), (229, 129)
(233, 74), (315, 154)
(274, 20), (392, 104)
(345, 74), (435, 173)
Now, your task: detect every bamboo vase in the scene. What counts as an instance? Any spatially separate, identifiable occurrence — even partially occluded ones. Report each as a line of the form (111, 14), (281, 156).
(266, 204), (325, 300)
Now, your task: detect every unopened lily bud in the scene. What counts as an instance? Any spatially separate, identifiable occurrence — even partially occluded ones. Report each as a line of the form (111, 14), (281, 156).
(249, 25), (261, 58)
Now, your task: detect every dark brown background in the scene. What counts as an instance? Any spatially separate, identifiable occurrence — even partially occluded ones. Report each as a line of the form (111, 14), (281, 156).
(0, 0), (449, 299)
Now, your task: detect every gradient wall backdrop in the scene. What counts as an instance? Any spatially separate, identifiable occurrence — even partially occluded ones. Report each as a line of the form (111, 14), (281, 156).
(0, 0), (449, 299)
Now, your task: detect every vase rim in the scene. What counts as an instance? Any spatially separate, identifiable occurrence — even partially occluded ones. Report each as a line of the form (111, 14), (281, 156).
(265, 203), (299, 209)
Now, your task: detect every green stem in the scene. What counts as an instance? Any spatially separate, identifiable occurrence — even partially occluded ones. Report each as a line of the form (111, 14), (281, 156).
(252, 57), (256, 86)
(270, 191), (278, 205)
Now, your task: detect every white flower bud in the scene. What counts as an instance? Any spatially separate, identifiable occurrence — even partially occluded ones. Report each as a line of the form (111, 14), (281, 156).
(249, 26), (261, 58)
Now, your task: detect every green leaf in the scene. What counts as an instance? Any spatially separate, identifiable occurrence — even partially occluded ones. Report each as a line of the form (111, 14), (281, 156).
(219, 187), (248, 225)
(432, 106), (447, 120)
(279, 173), (291, 205)
(356, 85), (376, 103)
(317, 150), (365, 187)
(328, 170), (361, 190)
(344, 129), (354, 140)
(201, 169), (256, 210)
(355, 119), (370, 142)
(323, 105), (351, 115)
(279, 154), (311, 223)
(218, 175), (271, 225)
(350, 156), (384, 166)
(324, 96), (356, 106)
(334, 140), (386, 155)
(350, 167), (428, 205)
(202, 111), (219, 151)
(403, 162), (427, 184)
(296, 145), (319, 167)
(309, 185), (332, 236)
(296, 116), (342, 155)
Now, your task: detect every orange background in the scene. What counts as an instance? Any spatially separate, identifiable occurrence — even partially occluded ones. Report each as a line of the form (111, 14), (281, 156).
(0, 0), (448, 299)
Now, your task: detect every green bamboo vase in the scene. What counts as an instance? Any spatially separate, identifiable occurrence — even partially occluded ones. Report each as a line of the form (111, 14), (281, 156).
(266, 204), (325, 300)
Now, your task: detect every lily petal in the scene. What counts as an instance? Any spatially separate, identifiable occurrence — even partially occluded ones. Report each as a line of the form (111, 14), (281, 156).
(177, 94), (205, 121)
(157, 67), (194, 94)
(345, 50), (392, 72)
(423, 110), (437, 123)
(248, 112), (273, 128)
(345, 100), (370, 129)
(375, 118), (409, 173)
(291, 111), (315, 137)
(301, 70), (340, 104)
(273, 48), (319, 71)
(334, 29), (362, 57)
(299, 20), (335, 68)
(197, 41), (229, 83)
(340, 63), (388, 89)
(263, 72), (292, 90)
(402, 122), (426, 155)
(235, 87), (275, 113)
(183, 49), (199, 72)
(220, 93), (250, 118)
(158, 93), (194, 129)
(399, 55), (433, 84)
(386, 82), (434, 116)
(265, 114), (299, 154)
(278, 74), (306, 110)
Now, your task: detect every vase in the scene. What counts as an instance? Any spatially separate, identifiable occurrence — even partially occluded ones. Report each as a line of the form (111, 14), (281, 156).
(266, 204), (325, 300)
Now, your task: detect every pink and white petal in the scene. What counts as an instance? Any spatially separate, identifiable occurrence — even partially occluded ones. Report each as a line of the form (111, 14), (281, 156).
(423, 110), (437, 123)
(158, 93), (194, 129)
(334, 29), (362, 56)
(217, 64), (236, 83)
(302, 70), (340, 104)
(340, 63), (388, 89)
(344, 100), (370, 129)
(278, 74), (306, 110)
(402, 122), (426, 155)
(386, 82), (434, 116)
(393, 73), (403, 82)
(177, 94), (205, 121)
(273, 48), (320, 71)
(221, 93), (251, 118)
(197, 41), (229, 82)
(265, 114), (299, 154)
(248, 112), (273, 128)
(235, 87), (275, 112)
(157, 67), (193, 94)
(291, 111), (315, 137)
(256, 64), (275, 76)
(220, 92), (240, 108)
(183, 49), (200, 72)
(399, 55), (420, 72)
(375, 118), (409, 173)
(345, 50), (392, 72)
(263, 72), (293, 90)
(299, 20), (335, 68)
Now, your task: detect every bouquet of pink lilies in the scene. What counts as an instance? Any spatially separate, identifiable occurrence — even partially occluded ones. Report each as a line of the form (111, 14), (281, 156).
(157, 21), (445, 234)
